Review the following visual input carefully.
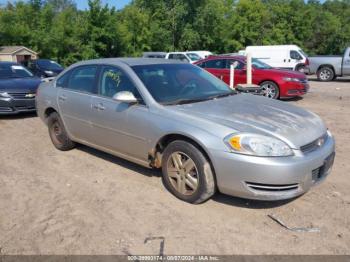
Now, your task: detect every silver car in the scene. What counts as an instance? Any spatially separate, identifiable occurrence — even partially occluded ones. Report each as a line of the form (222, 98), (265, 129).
(36, 58), (335, 204)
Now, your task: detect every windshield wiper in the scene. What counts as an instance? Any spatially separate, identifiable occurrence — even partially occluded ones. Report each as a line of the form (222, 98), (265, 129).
(205, 92), (237, 100)
(163, 92), (236, 106)
(163, 97), (210, 105)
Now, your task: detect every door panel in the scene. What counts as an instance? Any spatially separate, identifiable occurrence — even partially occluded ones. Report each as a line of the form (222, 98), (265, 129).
(57, 89), (93, 141)
(57, 65), (98, 142)
(90, 96), (150, 161)
(89, 65), (149, 161)
(221, 59), (247, 86)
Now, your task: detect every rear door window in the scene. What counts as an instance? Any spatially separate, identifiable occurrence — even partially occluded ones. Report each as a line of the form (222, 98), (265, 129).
(204, 59), (226, 69)
(226, 59), (244, 70)
(56, 71), (71, 88)
(66, 66), (98, 94)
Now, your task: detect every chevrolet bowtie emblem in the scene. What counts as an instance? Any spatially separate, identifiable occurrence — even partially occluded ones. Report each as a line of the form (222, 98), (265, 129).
(25, 93), (35, 98)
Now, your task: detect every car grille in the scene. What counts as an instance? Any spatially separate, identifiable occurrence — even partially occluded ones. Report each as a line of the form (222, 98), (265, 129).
(8, 93), (36, 99)
(300, 133), (328, 154)
(245, 182), (299, 192)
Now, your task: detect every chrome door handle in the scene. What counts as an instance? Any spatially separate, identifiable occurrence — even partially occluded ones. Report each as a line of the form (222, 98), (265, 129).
(58, 95), (67, 101)
(93, 103), (105, 111)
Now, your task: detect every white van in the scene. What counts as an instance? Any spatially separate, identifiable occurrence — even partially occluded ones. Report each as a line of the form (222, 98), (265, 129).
(245, 45), (309, 72)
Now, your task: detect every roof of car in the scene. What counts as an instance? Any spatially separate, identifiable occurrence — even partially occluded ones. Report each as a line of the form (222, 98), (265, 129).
(207, 55), (246, 60)
(0, 61), (17, 65)
(74, 58), (184, 67)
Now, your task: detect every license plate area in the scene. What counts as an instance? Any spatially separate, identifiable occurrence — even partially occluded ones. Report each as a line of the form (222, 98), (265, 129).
(312, 152), (335, 183)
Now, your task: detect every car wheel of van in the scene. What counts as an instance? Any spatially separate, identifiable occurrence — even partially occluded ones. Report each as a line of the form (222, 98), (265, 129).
(260, 81), (280, 99)
(162, 140), (216, 204)
(47, 112), (75, 151)
(317, 67), (334, 82)
(296, 64), (306, 73)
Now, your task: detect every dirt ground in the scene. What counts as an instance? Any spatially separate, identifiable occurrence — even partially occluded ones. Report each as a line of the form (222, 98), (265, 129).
(0, 77), (349, 255)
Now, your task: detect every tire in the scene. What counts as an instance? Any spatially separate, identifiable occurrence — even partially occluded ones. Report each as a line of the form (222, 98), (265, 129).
(260, 81), (280, 99)
(162, 140), (216, 204)
(317, 67), (334, 82)
(47, 112), (75, 151)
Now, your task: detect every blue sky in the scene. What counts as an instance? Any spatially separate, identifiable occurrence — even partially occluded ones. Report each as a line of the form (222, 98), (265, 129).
(0, 0), (132, 10)
(75, 0), (131, 10)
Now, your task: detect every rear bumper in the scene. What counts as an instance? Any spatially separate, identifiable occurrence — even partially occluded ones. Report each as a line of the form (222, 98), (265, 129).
(210, 134), (335, 201)
(0, 97), (36, 115)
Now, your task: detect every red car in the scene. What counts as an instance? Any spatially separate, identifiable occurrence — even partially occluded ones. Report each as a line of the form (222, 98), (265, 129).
(195, 55), (309, 99)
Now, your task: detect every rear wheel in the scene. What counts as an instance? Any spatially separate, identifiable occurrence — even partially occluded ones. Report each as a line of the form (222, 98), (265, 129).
(47, 112), (75, 151)
(260, 81), (280, 99)
(317, 67), (334, 82)
(162, 140), (215, 204)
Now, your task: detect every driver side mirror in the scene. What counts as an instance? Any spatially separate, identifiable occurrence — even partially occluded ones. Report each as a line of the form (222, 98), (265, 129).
(112, 91), (138, 104)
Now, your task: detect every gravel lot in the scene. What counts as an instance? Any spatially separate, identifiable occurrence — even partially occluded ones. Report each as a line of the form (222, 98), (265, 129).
(0, 77), (349, 255)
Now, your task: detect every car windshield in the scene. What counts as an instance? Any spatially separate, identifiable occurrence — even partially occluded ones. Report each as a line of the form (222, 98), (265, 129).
(132, 64), (235, 105)
(252, 58), (272, 69)
(0, 64), (34, 79)
(299, 49), (308, 57)
(187, 53), (201, 61)
(37, 60), (63, 70)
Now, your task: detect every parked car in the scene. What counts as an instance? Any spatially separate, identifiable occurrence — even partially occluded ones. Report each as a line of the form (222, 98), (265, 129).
(307, 47), (350, 81)
(243, 45), (309, 72)
(142, 52), (167, 58)
(165, 52), (202, 64)
(0, 62), (41, 114)
(36, 58), (335, 204)
(190, 51), (213, 59)
(195, 55), (309, 99)
(27, 59), (64, 78)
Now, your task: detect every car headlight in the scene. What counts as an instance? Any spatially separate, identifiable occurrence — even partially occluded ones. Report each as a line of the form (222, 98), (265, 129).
(224, 133), (293, 157)
(44, 70), (54, 75)
(0, 92), (12, 98)
(283, 77), (303, 82)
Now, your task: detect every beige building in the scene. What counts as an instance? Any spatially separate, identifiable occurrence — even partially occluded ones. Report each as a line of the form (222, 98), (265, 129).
(0, 46), (38, 64)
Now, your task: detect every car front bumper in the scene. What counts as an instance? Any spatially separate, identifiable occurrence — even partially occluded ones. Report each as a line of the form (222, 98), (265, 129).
(281, 81), (309, 98)
(210, 134), (335, 201)
(0, 97), (36, 115)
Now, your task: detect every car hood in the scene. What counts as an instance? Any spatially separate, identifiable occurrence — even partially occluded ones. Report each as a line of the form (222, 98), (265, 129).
(0, 77), (42, 93)
(259, 68), (306, 78)
(170, 94), (326, 149)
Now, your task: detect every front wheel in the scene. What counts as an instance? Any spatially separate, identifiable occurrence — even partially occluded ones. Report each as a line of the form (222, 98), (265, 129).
(47, 112), (76, 151)
(260, 81), (280, 99)
(162, 140), (216, 204)
(317, 67), (334, 82)
(296, 64), (306, 73)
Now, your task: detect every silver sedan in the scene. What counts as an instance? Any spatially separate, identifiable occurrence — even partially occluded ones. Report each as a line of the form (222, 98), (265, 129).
(36, 58), (335, 204)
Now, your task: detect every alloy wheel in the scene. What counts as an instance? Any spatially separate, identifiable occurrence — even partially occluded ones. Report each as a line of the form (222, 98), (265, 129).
(319, 69), (331, 81)
(166, 152), (199, 196)
(261, 83), (277, 99)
